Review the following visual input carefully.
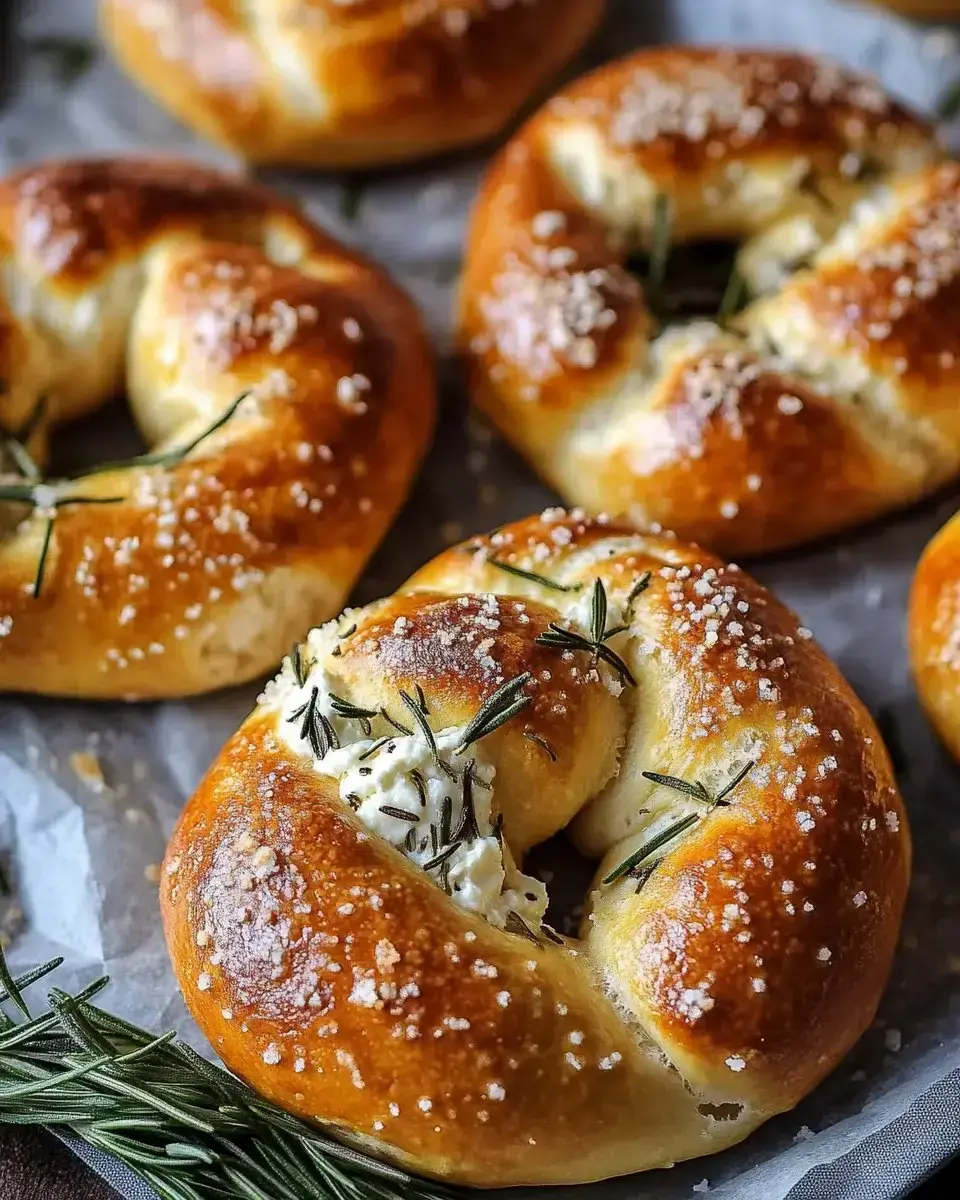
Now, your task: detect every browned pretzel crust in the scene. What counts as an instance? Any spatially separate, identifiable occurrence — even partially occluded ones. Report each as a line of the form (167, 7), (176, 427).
(100, 0), (606, 167)
(0, 158), (435, 698)
(459, 48), (952, 556)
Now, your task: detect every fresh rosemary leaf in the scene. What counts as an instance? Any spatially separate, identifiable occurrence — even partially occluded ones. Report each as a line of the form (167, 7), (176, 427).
(602, 812), (700, 885)
(76, 392), (249, 478)
(713, 760), (756, 804)
(504, 911), (542, 947)
(399, 690), (443, 774)
(379, 806), (420, 824)
(455, 673), (532, 753)
(338, 624), (357, 640)
(31, 517), (55, 599)
(422, 842), (461, 873)
(0, 950), (30, 1020)
(540, 924), (564, 946)
(452, 761), (481, 843)
(439, 795), (453, 848)
(589, 577), (607, 646)
(627, 571), (652, 608)
(290, 643), (307, 688)
(358, 737), (393, 761)
(485, 557), (582, 593)
(380, 707), (413, 736)
(410, 769), (428, 807)
(415, 684), (429, 714)
(523, 732), (557, 762)
(642, 771), (711, 803)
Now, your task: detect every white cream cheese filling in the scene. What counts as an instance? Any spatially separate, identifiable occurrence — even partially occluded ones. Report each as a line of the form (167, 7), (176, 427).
(261, 655), (548, 931)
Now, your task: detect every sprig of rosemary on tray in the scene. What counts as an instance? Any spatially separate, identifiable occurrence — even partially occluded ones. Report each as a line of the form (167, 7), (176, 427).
(603, 760), (755, 887)
(535, 579), (636, 687)
(0, 948), (455, 1200)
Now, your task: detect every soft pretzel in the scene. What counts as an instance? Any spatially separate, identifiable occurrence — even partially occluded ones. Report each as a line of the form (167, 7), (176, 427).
(909, 511), (960, 761)
(458, 48), (957, 557)
(0, 158), (434, 700)
(99, 0), (606, 169)
(161, 510), (908, 1187)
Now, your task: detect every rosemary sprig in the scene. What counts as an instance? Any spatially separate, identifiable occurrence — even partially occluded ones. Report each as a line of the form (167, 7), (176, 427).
(485, 557), (582, 593)
(602, 813), (700, 886)
(523, 732), (557, 762)
(535, 580), (636, 686)
(604, 760), (756, 886)
(288, 688), (339, 759)
(626, 571), (652, 609)
(290, 643), (307, 688)
(0, 949), (454, 1200)
(74, 392), (248, 479)
(328, 693), (377, 737)
(455, 674), (532, 754)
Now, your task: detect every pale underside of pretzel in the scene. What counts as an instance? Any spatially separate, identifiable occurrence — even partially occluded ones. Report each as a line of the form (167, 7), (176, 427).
(459, 48), (960, 557)
(0, 159), (434, 699)
(161, 511), (908, 1187)
(99, 0), (607, 168)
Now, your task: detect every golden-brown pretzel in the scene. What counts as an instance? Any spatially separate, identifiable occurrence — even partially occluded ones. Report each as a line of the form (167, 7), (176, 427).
(909, 510), (960, 761)
(458, 48), (955, 557)
(99, 0), (606, 168)
(162, 511), (908, 1186)
(0, 158), (435, 699)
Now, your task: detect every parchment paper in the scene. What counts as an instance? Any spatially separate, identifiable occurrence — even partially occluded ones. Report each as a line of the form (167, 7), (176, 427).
(2, 1), (960, 1197)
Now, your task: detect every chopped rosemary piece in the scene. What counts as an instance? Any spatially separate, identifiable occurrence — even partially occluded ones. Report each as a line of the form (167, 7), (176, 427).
(485, 557), (583, 593)
(75, 392), (248, 478)
(290, 643), (307, 688)
(339, 623), (357, 640)
(642, 771), (711, 803)
(399, 690), (448, 778)
(379, 806), (420, 824)
(380, 707), (413, 736)
(504, 911), (542, 947)
(0, 949), (454, 1200)
(359, 737), (394, 761)
(452, 761), (481, 843)
(627, 571), (652, 609)
(455, 673), (532, 754)
(602, 812), (700, 885)
(328, 693), (377, 736)
(288, 688), (339, 759)
(415, 684), (429, 713)
(422, 842), (461, 873)
(31, 518), (55, 599)
(439, 795), (453, 848)
(541, 924), (564, 946)
(524, 732), (558, 762)
(410, 768), (428, 807)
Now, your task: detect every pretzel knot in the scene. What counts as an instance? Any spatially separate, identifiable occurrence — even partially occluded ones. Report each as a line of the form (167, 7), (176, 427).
(459, 48), (959, 556)
(100, 0), (606, 167)
(162, 511), (907, 1186)
(0, 159), (434, 699)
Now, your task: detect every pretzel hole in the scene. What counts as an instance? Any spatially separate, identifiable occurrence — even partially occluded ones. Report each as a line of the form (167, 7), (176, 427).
(625, 238), (749, 325)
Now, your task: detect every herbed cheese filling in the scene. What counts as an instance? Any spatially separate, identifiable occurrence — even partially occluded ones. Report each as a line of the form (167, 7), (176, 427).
(262, 655), (548, 933)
